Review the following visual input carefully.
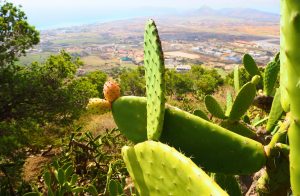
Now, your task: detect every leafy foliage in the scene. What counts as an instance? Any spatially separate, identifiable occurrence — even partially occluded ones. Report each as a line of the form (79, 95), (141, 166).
(0, 1), (39, 66)
(119, 65), (223, 98)
(85, 70), (108, 98)
(0, 51), (97, 125)
(226, 67), (264, 89)
(0, 51), (99, 161)
(119, 66), (146, 96)
(29, 129), (133, 195)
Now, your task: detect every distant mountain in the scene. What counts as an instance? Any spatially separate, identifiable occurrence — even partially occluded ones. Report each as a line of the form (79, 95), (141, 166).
(189, 6), (279, 22)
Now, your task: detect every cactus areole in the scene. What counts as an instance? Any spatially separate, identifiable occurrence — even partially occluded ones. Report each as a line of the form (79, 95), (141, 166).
(281, 0), (300, 194)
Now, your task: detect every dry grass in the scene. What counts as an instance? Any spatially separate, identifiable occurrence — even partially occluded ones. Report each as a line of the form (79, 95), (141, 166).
(22, 148), (61, 183)
(165, 51), (200, 59)
(212, 85), (235, 109)
(77, 112), (117, 136)
(81, 55), (104, 66)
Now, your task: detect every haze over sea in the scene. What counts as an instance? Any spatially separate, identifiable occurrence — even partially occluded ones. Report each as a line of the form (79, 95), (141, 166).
(8, 0), (279, 30)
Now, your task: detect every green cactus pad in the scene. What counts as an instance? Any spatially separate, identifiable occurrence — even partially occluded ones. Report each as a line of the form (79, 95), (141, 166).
(251, 75), (261, 86)
(144, 19), (166, 140)
(113, 96), (266, 174)
(229, 82), (256, 121)
(266, 89), (283, 133)
(280, 50), (290, 112)
(205, 95), (226, 119)
(243, 54), (261, 77)
(122, 141), (228, 195)
(280, 45), (289, 112)
(234, 65), (240, 92)
(220, 120), (257, 139)
(264, 61), (280, 96)
(211, 174), (242, 196)
(282, 1), (300, 193)
(193, 109), (209, 121)
(225, 91), (233, 117)
(112, 96), (147, 143)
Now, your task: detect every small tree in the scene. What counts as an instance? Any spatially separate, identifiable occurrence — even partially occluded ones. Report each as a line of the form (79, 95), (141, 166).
(0, 1), (39, 67)
(85, 70), (108, 98)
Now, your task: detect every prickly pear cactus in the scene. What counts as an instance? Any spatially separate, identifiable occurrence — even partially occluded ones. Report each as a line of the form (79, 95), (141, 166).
(144, 19), (166, 141)
(266, 89), (283, 133)
(264, 59), (280, 96)
(234, 65), (240, 92)
(205, 95), (226, 119)
(225, 91), (233, 117)
(220, 120), (257, 139)
(122, 141), (228, 195)
(113, 96), (267, 174)
(281, 0), (300, 193)
(243, 54), (261, 77)
(193, 109), (209, 121)
(228, 81), (257, 121)
(210, 174), (242, 196)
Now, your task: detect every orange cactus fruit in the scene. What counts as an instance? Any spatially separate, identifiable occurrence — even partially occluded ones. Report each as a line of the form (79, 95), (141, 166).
(103, 80), (121, 103)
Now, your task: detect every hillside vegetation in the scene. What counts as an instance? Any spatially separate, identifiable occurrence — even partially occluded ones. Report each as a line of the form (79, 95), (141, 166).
(2, 1), (296, 196)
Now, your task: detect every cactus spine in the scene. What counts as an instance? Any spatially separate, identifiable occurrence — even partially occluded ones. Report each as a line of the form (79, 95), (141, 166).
(281, 0), (300, 193)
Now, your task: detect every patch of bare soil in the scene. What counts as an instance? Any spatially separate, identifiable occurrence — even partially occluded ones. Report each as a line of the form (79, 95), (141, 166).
(22, 148), (61, 183)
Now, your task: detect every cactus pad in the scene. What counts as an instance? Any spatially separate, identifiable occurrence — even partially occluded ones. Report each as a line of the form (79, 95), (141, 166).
(144, 19), (166, 140)
(122, 141), (228, 195)
(280, 51), (290, 112)
(113, 96), (266, 174)
(112, 96), (148, 143)
(234, 65), (240, 92)
(251, 75), (261, 86)
(264, 61), (280, 96)
(220, 120), (257, 139)
(205, 95), (226, 119)
(193, 109), (209, 121)
(229, 82), (256, 121)
(225, 91), (233, 116)
(266, 89), (283, 132)
(243, 54), (261, 77)
(211, 174), (242, 196)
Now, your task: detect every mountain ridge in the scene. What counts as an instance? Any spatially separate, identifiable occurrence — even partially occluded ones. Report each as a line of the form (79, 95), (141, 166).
(188, 6), (279, 22)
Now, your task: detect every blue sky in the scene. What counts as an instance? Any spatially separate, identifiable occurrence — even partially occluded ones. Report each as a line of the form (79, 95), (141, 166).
(7, 0), (280, 29)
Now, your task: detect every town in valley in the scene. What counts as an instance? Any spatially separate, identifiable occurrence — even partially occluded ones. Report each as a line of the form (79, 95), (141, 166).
(21, 7), (280, 74)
